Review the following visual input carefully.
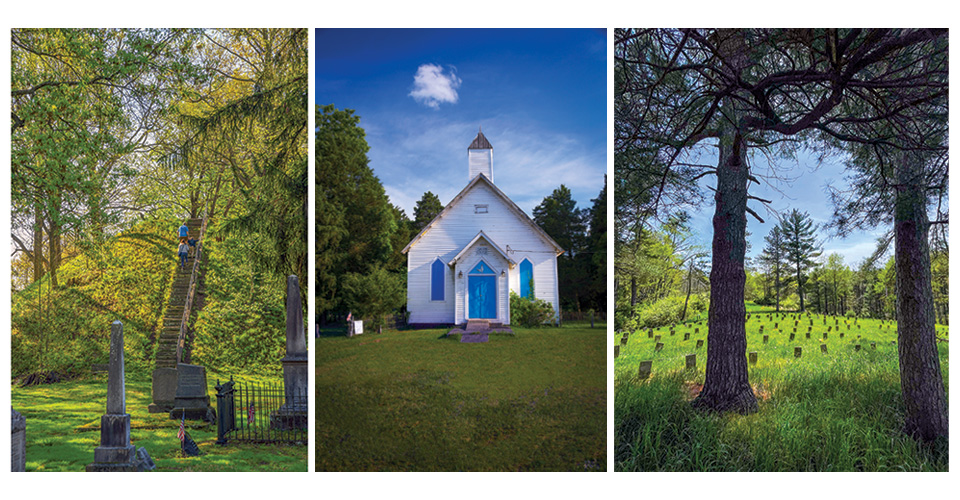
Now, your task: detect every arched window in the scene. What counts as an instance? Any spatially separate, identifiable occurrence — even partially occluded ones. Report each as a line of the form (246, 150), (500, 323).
(520, 259), (533, 298)
(431, 259), (445, 301)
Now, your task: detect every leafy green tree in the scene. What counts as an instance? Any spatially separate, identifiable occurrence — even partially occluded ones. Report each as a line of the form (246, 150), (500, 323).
(534, 185), (589, 312)
(340, 267), (406, 329)
(412, 191), (443, 234)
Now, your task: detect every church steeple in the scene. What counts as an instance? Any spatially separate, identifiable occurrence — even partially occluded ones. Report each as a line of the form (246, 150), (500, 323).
(468, 126), (493, 182)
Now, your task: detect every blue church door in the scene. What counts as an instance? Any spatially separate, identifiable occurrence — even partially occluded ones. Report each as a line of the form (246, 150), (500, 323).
(467, 260), (497, 319)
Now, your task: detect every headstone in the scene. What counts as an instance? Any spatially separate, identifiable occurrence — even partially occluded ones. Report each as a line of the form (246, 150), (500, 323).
(647, 329), (653, 338)
(794, 346), (802, 358)
(654, 342), (664, 352)
(685, 354), (696, 370)
(87, 322), (144, 472)
(170, 363), (215, 422)
(855, 344), (861, 351)
(820, 344), (828, 354)
(748, 352), (757, 365)
(763, 335), (769, 344)
(789, 333), (795, 341)
(12, 407), (26, 472)
(871, 342), (876, 350)
(614, 345), (620, 358)
(805, 332), (811, 339)
(620, 336), (628, 346)
(683, 332), (690, 341)
(149, 367), (178, 414)
(272, 275), (308, 430)
(654, 335), (661, 343)
(638, 361), (653, 379)
(823, 332), (828, 340)
(695, 328), (699, 334)
(696, 339), (704, 349)
(670, 329), (675, 336)
(840, 332), (844, 338)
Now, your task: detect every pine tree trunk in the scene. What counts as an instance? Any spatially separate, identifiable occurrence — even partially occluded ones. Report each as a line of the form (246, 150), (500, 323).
(692, 129), (757, 414)
(33, 205), (44, 283)
(895, 154), (948, 441)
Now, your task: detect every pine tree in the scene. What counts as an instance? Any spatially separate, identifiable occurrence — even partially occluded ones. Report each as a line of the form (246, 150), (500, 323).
(758, 225), (789, 312)
(412, 192), (443, 234)
(779, 209), (821, 312)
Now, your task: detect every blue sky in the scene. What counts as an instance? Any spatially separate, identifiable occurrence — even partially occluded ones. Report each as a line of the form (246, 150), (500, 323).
(315, 28), (607, 216)
(684, 146), (888, 268)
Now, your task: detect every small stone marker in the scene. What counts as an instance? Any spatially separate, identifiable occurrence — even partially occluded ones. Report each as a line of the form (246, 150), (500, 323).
(683, 332), (690, 341)
(823, 332), (828, 340)
(871, 342), (876, 350)
(12, 407), (26, 472)
(794, 346), (802, 358)
(696, 339), (704, 349)
(840, 332), (844, 338)
(638, 361), (653, 379)
(775, 323), (778, 329)
(648, 329), (654, 338)
(685, 354), (696, 370)
(748, 352), (758, 365)
(695, 328), (699, 334)
(763, 335), (769, 344)
(654, 335), (661, 343)
(620, 336), (628, 346)
(670, 329), (675, 336)
(789, 333), (795, 341)
(820, 344), (828, 354)
(614, 345), (620, 358)
(855, 344), (861, 351)
(654, 342), (664, 352)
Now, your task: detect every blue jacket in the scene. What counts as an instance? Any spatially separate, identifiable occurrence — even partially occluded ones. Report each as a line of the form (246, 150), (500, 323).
(178, 224), (189, 238)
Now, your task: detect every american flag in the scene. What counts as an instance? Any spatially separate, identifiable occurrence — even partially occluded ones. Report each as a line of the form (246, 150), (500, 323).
(346, 312), (352, 322)
(177, 413), (185, 442)
(247, 401), (256, 425)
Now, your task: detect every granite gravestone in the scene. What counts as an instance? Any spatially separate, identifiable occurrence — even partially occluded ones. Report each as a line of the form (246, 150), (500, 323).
(272, 275), (308, 430)
(12, 407), (25, 472)
(87, 321), (154, 472)
(170, 363), (215, 422)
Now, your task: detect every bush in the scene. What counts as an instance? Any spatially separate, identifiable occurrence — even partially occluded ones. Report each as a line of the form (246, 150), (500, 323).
(623, 293), (710, 330)
(510, 291), (556, 327)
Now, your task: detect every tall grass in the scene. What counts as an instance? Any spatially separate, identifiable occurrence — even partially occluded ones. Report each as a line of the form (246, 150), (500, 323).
(614, 305), (948, 471)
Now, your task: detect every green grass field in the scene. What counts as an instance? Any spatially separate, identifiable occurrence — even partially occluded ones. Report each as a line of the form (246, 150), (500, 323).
(315, 321), (606, 471)
(614, 304), (949, 471)
(11, 369), (307, 471)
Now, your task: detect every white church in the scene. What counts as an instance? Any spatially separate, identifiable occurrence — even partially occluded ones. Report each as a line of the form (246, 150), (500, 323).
(402, 129), (564, 327)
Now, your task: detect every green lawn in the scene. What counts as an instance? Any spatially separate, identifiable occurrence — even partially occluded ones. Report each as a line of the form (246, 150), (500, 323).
(11, 368), (307, 472)
(615, 304), (949, 471)
(315, 321), (606, 471)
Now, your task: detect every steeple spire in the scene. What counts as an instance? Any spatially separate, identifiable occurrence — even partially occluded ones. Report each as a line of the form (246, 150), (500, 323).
(468, 127), (494, 182)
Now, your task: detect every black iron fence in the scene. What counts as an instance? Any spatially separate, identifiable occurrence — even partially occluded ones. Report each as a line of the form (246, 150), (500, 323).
(215, 378), (307, 445)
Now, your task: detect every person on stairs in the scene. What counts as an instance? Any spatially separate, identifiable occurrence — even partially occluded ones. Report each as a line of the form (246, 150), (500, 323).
(178, 221), (190, 240)
(178, 238), (190, 270)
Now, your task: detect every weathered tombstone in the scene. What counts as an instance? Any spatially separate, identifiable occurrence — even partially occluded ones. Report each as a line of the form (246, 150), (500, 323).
(654, 342), (664, 352)
(789, 333), (795, 341)
(840, 332), (844, 338)
(774, 323), (778, 329)
(871, 342), (877, 350)
(620, 336), (628, 346)
(614, 345), (620, 358)
(638, 361), (653, 379)
(855, 344), (862, 351)
(820, 344), (828, 354)
(170, 363), (215, 422)
(647, 329), (654, 338)
(12, 407), (26, 472)
(87, 322), (153, 472)
(823, 332), (828, 340)
(670, 329), (675, 336)
(685, 354), (696, 370)
(694, 328), (699, 334)
(748, 352), (758, 365)
(654, 335), (661, 343)
(763, 335), (769, 344)
(683, 332), (690, 341)
(794, 346), (802, 358)
(696, 339), (704, 349)
(272, 275), (308, 430)
(805, 332), (811, 339)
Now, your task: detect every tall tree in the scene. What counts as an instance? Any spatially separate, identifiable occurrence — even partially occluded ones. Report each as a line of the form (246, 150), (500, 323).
(534, 185), (589, 312)
(758, 225), (789, 311)
(412, 191), (443, 234)
(780, 210), (821, 312)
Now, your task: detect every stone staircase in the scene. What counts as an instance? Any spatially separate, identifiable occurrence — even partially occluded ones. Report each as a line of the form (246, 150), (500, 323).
(155, 218), (204, 369)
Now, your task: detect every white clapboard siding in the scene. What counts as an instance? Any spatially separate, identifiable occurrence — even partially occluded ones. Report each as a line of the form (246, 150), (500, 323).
(407, 179), (561, 324)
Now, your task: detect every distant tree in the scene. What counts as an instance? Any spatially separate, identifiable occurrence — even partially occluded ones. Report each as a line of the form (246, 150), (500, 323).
(758, 225), (789, 312)
(340, 266), (405, 329)
(534, 185), (584, 253)
(779, 210), (821, 312)
(585, 179), (608, 311)
(412, 191), (443, 234)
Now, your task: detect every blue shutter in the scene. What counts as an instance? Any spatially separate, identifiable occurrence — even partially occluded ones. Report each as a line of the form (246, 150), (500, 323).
(431, 259), (445, 301)
(520, 259), (533, 298)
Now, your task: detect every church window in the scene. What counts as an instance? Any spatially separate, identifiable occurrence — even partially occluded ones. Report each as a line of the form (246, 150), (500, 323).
(431, 258), (445, 301)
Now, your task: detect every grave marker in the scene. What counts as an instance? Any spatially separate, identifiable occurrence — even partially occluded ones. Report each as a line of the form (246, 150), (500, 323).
(638, 361), (653, 379)
(748, 352), (758, 365)
(820, 344), (828, 354)
(684, 332), (690, 341)
(696, 339), (704, 349)
(685, 354), (696, 370)
(654, 342), (664, 352)
(12, 408), (25, 472)
(272, 275), (308, 430)
(763, 335), (769, 344)
(614, 345), (619, 358)
(794, 347), (802, 358)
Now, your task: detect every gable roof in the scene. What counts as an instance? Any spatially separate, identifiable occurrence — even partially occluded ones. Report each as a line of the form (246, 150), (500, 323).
(401, 173), (564, 256)
(448, 230), (516, 268)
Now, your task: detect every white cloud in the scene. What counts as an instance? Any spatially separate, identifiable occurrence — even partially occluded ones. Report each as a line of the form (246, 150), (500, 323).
(408, 64), (461, 109)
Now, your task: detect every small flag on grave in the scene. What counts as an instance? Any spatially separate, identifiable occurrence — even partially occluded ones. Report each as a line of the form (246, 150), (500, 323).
(177, 413), (185, 442)
(248, 401), (256, 425)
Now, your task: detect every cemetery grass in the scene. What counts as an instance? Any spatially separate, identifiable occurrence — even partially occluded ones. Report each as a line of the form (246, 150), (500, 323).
(614, 304), (949, 471)
(11, 369), (307, 472)
(315, 321), (606, 471)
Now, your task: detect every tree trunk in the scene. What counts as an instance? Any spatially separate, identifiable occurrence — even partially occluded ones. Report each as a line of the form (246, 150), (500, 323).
(692, 128), (757, 414)
(33, 205), (44, 283)
(895, 153), (948, 441)
(796, 265), (805, 312)
(680, 261), (693, 322)
(47, 210), (61, 289)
